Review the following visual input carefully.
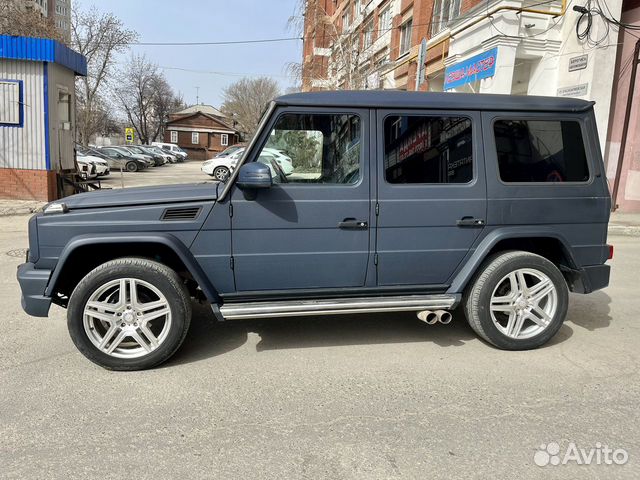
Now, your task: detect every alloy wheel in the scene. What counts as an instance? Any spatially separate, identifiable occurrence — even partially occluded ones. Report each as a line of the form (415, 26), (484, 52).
(83, 278), (172, 359)
(489, 268), (558, 340)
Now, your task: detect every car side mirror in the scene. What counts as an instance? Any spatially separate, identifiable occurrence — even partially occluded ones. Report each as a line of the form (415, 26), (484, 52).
(236, 162), (272, 200)
(236, 162), (272, 189)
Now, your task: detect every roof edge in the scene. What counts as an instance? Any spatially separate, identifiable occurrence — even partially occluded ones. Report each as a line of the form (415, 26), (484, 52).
(0, 35), (87, 76)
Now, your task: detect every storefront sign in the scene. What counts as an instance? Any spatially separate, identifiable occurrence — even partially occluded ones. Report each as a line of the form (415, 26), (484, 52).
(444, 48), (498, 90)
(557, 83), (589, 97)
(568, 54), (588, 72)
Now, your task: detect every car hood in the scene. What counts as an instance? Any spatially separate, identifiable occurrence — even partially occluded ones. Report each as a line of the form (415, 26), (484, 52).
(54, 182), (220, 210)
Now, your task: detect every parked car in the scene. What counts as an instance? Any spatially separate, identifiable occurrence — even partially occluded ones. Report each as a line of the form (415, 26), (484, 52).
(77, 153), (110, 176)
(214, 144), (246, 158)
(124, 145), (166, 166)
(152, 142), (187, 161)
(141, 145), (176, 164)
(99, 147), (148, 172)
(75, 157), (97, 180)
(203, 147), (294, 181)
(117, 146), (158, 167)
(18, 91), (612, 370)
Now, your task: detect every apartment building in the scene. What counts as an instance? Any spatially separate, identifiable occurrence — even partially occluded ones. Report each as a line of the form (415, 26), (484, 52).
(301, 0), (640, 211)
(50, 0), (71, 43)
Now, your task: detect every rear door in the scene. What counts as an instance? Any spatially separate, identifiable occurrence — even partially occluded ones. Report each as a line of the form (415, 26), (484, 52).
(375, 109), (486, 287)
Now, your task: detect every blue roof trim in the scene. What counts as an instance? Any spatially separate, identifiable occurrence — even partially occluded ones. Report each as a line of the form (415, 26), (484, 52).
(0, 35), (87, 76)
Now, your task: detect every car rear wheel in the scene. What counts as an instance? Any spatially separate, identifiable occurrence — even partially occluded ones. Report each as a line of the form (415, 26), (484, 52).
(126, 161), (138, 172)
(213, 166), (230, 181)
(67, 258), (192, 370)
(463, 251), (568, 350)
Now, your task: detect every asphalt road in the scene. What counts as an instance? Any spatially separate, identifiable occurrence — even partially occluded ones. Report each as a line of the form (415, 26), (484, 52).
(100, 160), (213, 189)
(0, 214), (638, 479)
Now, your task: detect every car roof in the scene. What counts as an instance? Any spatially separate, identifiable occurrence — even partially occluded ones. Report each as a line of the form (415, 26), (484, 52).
(274, 90), (594, 113)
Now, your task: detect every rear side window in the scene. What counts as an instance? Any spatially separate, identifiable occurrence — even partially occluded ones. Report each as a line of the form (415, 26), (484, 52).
(383, 115), (473, 184)
(494, 119), (589, 183)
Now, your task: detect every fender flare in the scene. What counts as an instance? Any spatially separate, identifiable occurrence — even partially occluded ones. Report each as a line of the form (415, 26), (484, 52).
(446, 227), (578, 295)
(44, 233), (220, 303)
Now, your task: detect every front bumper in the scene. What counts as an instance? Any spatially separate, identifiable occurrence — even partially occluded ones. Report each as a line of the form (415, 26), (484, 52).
(565, 264), (610, 294)
(17, 263), (52, 317)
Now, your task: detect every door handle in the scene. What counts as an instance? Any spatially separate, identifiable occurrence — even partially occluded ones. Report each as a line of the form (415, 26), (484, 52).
(457, 217), (485, 227)
(338, 218), (368, 230)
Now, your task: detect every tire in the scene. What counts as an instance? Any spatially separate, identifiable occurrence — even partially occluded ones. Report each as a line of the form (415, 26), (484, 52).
(126, 161), (138, 172)
(67, 258), (192, 370)
(463, 251), (568, 350)
(213, 166), (230, 181)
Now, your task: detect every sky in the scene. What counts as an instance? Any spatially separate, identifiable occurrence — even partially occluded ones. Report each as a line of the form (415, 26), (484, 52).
(87, 0), (302, 108)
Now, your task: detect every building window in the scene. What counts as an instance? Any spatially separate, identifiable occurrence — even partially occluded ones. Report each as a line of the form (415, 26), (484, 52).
(191, 132), (199, 144)
(342, 4), (352, 29)
(221, 134), (229, 146)
(383, 115), (473, 184)
(494, 120), (590, 183)
(378, 5), (392, 34)
(363, 18), (374, 49)
(0, 80), (22, 126)
(433, 0), (461, 35)
(399, 19), (413, 56)
(58, 91), (71, 125)
(170, 131), (178, 143)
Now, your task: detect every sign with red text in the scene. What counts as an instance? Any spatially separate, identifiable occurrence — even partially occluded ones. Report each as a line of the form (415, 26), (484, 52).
(444, 48), (498, 90)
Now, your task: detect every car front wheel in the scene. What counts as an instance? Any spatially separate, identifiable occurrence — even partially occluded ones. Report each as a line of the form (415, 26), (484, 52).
(212, 166), (230, 181)
(67, 258), (192, 370)
(126, 161), (138, 172)
(464, 251), (568, 350)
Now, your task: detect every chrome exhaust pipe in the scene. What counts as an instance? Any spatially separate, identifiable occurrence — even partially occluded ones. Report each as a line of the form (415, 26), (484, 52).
(417, 310), (439, 325)
(436, 310), (452, 324)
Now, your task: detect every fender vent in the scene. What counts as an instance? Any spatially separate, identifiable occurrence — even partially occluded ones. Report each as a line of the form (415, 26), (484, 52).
(161, 206), (202, 221)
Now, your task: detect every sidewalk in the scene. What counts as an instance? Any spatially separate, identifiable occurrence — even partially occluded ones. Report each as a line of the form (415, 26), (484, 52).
(608, 212), (640, 237)
(0, 200), (45, 217)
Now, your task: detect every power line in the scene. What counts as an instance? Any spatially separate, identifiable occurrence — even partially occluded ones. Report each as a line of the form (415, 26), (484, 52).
(124, 0), (560, 48)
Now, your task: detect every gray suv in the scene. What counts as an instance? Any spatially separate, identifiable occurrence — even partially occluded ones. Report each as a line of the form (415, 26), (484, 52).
(17, 91), (612, 370)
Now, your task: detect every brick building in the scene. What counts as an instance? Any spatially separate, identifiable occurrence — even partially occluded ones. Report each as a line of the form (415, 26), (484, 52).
(301, 0), (638, 211)
(164, 105), (240, 160)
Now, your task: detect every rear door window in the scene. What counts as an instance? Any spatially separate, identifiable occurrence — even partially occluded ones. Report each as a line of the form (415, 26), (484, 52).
(383, 115), (473, 184)
(494, 119), (589, 183)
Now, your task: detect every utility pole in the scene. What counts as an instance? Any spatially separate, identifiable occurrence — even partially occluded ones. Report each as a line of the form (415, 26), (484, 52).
(611, 39), (640, 211)
(195, 86), (200, 105)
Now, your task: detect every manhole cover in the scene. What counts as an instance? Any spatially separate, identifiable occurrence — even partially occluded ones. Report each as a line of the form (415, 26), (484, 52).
(6, 248), (28, 258)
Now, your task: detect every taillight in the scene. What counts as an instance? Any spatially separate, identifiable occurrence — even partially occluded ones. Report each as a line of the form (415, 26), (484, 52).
(607, 244), (614, 260)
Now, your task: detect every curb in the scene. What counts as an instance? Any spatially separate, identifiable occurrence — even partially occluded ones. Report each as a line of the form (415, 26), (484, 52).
(0, 204), (45, 217)
(608, 224), (640, 237)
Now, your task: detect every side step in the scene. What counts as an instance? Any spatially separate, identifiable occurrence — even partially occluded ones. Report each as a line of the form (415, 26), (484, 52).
(219, 294), (458, 320)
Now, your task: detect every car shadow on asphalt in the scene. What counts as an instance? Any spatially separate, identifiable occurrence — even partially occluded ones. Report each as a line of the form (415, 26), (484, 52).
(167, 302), (480, 367)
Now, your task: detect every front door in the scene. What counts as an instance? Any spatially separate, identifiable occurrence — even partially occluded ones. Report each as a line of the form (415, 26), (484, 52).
(230, 108), (371, 292)
(375, 109), (486, 287)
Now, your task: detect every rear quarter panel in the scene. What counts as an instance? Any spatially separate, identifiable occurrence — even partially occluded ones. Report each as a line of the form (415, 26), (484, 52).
(478, 109), (610, 267)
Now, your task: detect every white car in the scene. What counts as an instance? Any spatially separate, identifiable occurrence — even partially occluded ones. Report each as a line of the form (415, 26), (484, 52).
(76, 157), (98, 179)
(78, 154), (110, 176)
(202, 147), (293, 181)
(152, 142), (188, 161)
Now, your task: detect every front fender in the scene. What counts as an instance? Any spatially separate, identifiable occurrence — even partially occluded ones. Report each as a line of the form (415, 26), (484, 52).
(45, 233), (220, 303)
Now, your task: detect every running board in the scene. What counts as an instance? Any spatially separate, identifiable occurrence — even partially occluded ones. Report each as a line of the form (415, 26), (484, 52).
(218, 294), (459, 320)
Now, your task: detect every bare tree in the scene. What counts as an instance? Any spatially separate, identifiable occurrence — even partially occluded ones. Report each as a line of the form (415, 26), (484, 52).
(115, 55), (183, 144)
(0, 0), (66, 43)
(221, 77), (281, 135)
(72, 4), (137, 145)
